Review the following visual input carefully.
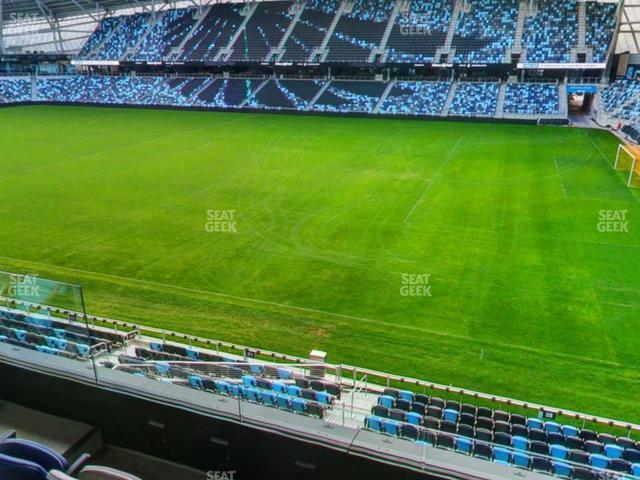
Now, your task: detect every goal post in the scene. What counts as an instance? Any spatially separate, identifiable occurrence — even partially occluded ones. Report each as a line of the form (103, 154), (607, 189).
(614, 144), (640, 188)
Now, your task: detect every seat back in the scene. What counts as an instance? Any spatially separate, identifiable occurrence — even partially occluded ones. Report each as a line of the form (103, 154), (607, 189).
(0, 439), (68, 472)
(79, 466), (143, 480)
(0, 453), (48, 480)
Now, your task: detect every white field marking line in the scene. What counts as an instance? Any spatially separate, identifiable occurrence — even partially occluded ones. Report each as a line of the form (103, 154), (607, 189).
(553, 156), (570, 201)
(0, 254), (631, 370)
(581, 128), (640, 203)
(601, 302), (637, 309)
(403, 137), (463, 224)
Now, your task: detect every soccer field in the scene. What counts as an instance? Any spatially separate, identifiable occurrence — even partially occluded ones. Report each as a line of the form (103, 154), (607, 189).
(1, 105), (638, 421)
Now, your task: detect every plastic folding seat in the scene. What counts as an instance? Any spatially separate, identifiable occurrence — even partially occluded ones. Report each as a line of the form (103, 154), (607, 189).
(532, 457), (551, 473)
(552, 461), (572, 478)
(529, 428), (547, 442)
(389, 409), (406, 422)
(396, 399), (411, 412)
(571, 466), (593, 480)
(493, 411), (509, 423)
(316, 392), (334, 406)
(371, 405), (389, 418)
(550, 444), (568, 460)
(256, 378), (272, 390)
(444, 400), (460, 412)
(294, 377), (310, 389)
(510, 414), (526, 426)
(511, 424), (528, 438)
(250, 364), (264, 376)
(624, 448), (640, 463)
(406, 412), (422, 426)
(286, 385), (301, 397)
(443, 409), (458, 423)
(378, 395), (395, 409)
(527, 418), (544, 430)
(610, 458), (631, 473)
(0, 454), (49, 480)
(383, 388), (400, 399)
(476, 417), (493, 431)
(410, 402), (426, 415)
(473, 442), (493, 460)
(14, 329), (27, 342)
(476, 407), (492, 418)
(275, 395), (291, 410)
(562, 425), (579, 437)
(461, 404), (476, 416)
(439, 420), (456, 434)
(457, 424), (473, 439)
(436, 433), (455, 450)
(215, 380), (233, 395)
(569, 449), (589, 465)
(544, 421), (561, 434)
(383, 420), (400, 436)
(456, 437), (472, 455)
(149, 341), (163, 352)
(459, 413), (475, 427)
(579, 429), (597, 441)
(399, 390), (414, 403)
(565, 436), (583, 450)
(241, 375), (257, 388)
(415, 394), (430, 405)
(0, 439), (70, 474)
(153, 362), (170, 376)
(598, 433), (616, 445)
(401, 424), (419, 441)
(632, 463), (640, 477)
(187, 375), (203, 390)
(513, 451), (530, 469)
(76, 465), (143, 479)
(301, 389), (316, 401)
(290, 397), (306, 413)
(423, 416), (440, 431)
(474, 428), (492, 443)
(589, 454), (609, 470)
(618, 437), (636, 450)
(365, 416), (383, 432)
(276, 367), (292, 380)
(605, 443), (624, 459)
(530, 440), (549, 455)
(426, 406), (442, 419)
(307, 402), (325, 419)
(228, 384), (244, 398)
(418, 429), (437, 446)
(325, 382), (342, 399)
(548, 432), (565, 446)
(245, 387), (261, 403)
(493, 447), (511, 465)
(584, 441), (603, 454)
(261, 391), (276, 406)
(493, 432), (511, 447)
(429, 397), (445, 409)
(185, 349), (198, 361)
(271, 382), (288, 394)
(310, 380), (327, 392)
(494, 421), (510, 434)
(511, 436), (528, 451)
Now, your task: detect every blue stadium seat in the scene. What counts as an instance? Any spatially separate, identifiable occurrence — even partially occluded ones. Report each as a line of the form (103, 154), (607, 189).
(513, 452), (530, 469)
(552, 461), (573, 478)
(0, 439), (68, 473)
(455, 437), (472, 455)
(493, 447), (511, 465)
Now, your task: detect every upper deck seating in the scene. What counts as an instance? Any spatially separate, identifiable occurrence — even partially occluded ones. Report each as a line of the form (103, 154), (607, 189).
(326, 0), (395, 63)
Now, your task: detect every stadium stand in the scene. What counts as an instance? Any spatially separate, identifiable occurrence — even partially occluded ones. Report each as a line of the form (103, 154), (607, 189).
(325, 0), (395, 63)
(0, 77), (31, 103)
(379, 81), (451, 116)
(180, 4), (245, 62)
(452, 0), (518, 64)
(386, 0), (453, 63)
(134, 8), (197, 62)
(93, 13), (152, 60)
(503, 83), (560, 116)
(281, 0), (340, 62)
(522, 0), (578, 63)
(449, 82), (500, 117)
(600, 79), (640, 121)
(228, 1), (294, 62)
(585, 1), (617, 63)
(246, 79), (327, 110)
(77, 16), (121, 58)
(311, 80), (386, 113)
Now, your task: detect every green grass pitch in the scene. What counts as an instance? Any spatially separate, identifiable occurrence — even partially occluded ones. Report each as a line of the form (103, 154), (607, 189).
(0, 105), (639, 422)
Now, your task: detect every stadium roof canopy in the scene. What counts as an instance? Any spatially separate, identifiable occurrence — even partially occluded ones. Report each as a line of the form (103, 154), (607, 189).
(3, 0), (176, 21)
(618, 0), (640, 53)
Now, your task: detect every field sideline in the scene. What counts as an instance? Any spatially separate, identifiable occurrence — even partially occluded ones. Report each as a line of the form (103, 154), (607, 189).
(0, 105), (638, 422)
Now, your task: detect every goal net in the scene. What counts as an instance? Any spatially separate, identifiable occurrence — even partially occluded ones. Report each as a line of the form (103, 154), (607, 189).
(614, 144), (640, 188)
